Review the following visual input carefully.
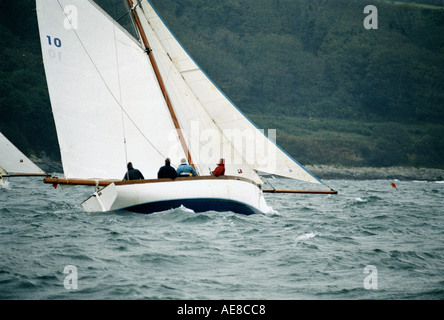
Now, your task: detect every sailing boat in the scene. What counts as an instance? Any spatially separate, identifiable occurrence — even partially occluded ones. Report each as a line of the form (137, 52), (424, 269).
(0, 132), (48, 183)
(37, 0), (336, 214)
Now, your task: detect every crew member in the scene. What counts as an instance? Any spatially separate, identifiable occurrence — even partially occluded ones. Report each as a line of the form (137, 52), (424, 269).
(157, 158), (177, 179)
(123, 162), (144, 180)
(176, 158), (197, 177)
(211, 158), (225, 177)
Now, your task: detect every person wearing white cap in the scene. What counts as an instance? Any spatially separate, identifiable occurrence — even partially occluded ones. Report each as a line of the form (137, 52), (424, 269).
(176, 158), (197, 177)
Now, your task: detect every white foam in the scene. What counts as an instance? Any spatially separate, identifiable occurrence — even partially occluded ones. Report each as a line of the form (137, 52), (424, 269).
(178, 205), (195, 213)
(0, 180), (10, 189)
(295, 232), (316, 242)
(263, 204), (278, 215)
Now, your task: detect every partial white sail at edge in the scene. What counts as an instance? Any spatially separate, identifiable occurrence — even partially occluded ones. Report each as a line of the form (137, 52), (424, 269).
(0, 132), (46, 175)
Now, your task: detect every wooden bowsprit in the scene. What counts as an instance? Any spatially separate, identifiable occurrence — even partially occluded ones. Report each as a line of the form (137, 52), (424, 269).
(262, 189), (338, 194)
(43, 177), (113, 187)
(3, 174), (50, 178)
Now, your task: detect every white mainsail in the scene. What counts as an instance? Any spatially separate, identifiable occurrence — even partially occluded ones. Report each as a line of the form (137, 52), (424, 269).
(36, 0), (186, 180)
(137, 0), (322, 185)
(0, 132), (46, 175)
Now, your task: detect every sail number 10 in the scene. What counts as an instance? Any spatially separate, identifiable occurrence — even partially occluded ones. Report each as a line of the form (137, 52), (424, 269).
(46, 35), (62, 61)
(46, 35), (62, 48)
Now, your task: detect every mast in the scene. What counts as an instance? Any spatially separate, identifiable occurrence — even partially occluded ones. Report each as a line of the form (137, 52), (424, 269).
(127, 0), (195, 170)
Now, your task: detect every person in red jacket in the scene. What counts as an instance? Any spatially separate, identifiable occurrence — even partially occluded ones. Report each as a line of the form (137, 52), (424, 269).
(212, 158), (225, 176)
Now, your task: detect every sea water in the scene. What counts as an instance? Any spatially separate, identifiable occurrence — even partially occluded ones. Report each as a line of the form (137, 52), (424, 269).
(0, 175), (443, 300)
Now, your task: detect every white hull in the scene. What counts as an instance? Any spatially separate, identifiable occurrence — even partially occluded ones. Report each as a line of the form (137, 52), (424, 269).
(81, 176), (271, 215)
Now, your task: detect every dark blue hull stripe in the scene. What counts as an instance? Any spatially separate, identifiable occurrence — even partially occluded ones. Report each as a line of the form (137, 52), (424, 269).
(126, 198), (262, 215)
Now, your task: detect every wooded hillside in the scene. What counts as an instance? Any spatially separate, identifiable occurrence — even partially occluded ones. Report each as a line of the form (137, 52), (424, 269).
(0, 0), (443, 168)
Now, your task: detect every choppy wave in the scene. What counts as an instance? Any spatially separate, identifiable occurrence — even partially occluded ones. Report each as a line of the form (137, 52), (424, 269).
(0, 178), (443, 299)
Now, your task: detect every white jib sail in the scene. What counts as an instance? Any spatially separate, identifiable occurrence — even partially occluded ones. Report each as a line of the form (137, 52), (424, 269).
(36, 0), (186, 180)
(0, 132), (46, 175)
(137, 0), (321, 184)
(132, 3), (263, 184)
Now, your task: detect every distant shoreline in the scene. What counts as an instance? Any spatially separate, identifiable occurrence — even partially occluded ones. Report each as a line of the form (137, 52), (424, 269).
(305, 165), (444, 181)
(33, 156), (444, 182)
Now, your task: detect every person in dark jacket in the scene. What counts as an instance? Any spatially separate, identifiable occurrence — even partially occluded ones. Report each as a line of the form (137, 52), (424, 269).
(157, 158), (177, 179)
(123, 162), (144, 181)
(211, 158), (225, 176)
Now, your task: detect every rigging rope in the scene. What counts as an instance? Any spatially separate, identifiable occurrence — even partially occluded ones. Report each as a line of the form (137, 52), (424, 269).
(112, 20), (130, 176)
